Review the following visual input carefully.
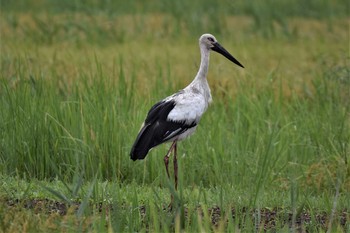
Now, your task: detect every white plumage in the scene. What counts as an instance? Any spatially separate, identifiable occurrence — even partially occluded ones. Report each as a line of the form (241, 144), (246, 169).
(130, 33), (244, 203)
(166, 92), (208, 124)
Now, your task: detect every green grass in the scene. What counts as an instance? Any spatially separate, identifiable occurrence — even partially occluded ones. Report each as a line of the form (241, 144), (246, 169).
(1, 0), (349, 232)
(0, 174), (349, 232)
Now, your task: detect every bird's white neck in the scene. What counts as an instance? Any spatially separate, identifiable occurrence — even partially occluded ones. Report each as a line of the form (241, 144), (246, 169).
(195, 44), (211, 81)
(185, 44), (212, 104)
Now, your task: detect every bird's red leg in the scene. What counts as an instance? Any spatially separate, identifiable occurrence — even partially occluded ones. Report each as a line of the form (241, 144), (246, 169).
(163, 141), (177, 210)
(173, 142), (178, 190)
(164, 141), (176, 180)
(164, 156), (170, 180)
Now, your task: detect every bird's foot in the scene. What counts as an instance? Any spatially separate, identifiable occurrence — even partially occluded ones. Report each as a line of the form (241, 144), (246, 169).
(163, 195), (174, 211)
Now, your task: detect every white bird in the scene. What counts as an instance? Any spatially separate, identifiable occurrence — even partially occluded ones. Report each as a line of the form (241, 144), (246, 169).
(130, 33), (244, 201)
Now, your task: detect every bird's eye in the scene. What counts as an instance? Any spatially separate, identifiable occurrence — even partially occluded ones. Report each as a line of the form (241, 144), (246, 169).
(208, 37), (214, 42)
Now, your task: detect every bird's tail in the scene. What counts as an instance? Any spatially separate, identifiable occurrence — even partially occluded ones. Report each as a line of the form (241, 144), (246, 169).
(130, 124), (154, 161)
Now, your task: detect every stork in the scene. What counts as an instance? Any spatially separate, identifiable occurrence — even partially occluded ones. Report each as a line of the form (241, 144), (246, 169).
(130, 33), (244, 204)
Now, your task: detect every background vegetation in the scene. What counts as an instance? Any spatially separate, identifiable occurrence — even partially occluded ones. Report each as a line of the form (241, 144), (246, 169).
(1, 0), (349, 232)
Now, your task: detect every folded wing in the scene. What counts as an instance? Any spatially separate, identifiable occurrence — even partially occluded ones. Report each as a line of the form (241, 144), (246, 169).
(130, 99), (197, 160)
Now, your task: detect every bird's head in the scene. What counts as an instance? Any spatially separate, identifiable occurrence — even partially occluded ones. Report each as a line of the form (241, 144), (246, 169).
(199, 33), (244, 68)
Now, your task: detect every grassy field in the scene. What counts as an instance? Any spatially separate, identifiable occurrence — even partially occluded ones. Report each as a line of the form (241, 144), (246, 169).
(1, 0), (349, 232)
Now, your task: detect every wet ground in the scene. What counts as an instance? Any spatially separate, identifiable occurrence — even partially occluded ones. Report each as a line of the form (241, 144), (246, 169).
(4, 198), (349, 232)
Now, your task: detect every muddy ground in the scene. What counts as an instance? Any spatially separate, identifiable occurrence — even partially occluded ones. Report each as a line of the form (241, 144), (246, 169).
(4, 199), (349, 232)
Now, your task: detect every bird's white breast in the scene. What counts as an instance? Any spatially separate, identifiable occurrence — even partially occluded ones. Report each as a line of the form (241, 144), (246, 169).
(166, 89), (210, 124)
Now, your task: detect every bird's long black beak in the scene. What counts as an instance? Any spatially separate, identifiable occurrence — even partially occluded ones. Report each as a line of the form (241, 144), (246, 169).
(212, 42), (244, 68)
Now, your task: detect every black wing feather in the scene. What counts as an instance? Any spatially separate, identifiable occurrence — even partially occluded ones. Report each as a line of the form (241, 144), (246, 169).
(145, 100), (175, 124)
(130, 99), (196, 161)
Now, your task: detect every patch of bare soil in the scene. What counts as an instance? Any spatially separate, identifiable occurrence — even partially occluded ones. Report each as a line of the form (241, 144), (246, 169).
(4, 199), (349, 232)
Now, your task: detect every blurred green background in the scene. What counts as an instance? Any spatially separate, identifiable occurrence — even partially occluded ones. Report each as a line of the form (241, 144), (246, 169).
(0, 0), (349, 231)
